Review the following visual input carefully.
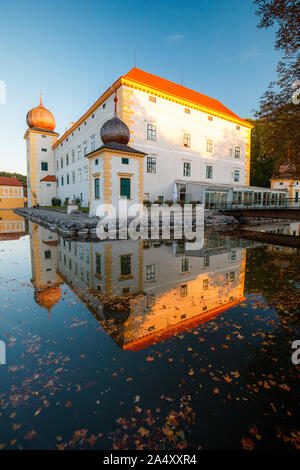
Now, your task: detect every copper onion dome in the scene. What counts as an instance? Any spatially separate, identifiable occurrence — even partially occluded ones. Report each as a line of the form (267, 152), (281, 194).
(26, 93), (56, 131)
(100, 93), (130, 145)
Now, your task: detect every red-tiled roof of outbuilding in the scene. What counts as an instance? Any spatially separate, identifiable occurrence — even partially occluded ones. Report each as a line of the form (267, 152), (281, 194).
(0, 177), (23, 187)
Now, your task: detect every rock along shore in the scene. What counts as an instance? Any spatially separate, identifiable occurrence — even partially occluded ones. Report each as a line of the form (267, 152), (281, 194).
(14, 207), (239, 240)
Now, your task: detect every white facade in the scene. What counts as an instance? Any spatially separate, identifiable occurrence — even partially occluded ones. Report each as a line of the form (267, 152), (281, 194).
(26, 68), (288, 209)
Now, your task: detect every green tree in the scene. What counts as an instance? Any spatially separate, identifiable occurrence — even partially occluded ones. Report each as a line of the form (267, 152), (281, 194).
(254, 0), (300, 169)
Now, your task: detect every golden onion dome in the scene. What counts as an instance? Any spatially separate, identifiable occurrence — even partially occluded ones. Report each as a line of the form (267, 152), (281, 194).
(26, 93), (56, 131)
(34, 285), (61, 318)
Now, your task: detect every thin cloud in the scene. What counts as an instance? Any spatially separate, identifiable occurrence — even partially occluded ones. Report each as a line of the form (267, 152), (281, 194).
(239, 46), (262, 61)
(166, 34), (184, 41)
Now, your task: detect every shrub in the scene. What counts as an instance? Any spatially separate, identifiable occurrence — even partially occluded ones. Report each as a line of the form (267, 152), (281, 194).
(143, 200), (151, 207)
(165, 200), (174, 206)
(153, 200), (161, 205)
(64, 197), (70, 206)
(51, 197), (61, 207)
(75, 197), (81, 207)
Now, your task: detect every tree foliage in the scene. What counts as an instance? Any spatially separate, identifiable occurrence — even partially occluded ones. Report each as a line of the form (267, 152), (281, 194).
(253, 0), (300, 172)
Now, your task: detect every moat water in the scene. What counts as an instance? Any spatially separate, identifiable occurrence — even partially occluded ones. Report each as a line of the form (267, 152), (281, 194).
(0, 212), (299, 450)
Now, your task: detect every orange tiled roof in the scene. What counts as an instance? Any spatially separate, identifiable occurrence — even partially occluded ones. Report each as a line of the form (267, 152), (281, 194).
(124, 68), (247, 124)
(0, 177), (23, 187)
(40, 175), (56, 182)
(53, 68), (250, 148)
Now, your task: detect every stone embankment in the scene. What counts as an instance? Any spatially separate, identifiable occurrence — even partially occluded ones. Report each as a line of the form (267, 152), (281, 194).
(14, 207), (239, 239)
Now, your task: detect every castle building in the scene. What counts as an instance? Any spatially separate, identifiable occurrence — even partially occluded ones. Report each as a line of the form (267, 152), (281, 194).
(270, 161), (300, 206)
(25, 68), (286, 211)
(0, 177), (24, 209)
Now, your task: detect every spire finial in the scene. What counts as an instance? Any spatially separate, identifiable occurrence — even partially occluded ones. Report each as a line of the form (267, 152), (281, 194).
(40, 92), (43, 106)
(114, 92), (118, 115)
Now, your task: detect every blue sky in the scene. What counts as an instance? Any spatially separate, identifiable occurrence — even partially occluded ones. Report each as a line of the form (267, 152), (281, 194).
(0, 0), (281, 173)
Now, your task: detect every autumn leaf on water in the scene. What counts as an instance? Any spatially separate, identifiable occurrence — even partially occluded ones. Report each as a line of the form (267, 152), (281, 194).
(279, 383), (290, 391)
(86, 434), (98, 447)
(138, 427), (149, 437)
(24, 430), (37, 440)
(65, 401), (72, 408)
(241, 437), (255, 450)
(223, 375), (232, 383)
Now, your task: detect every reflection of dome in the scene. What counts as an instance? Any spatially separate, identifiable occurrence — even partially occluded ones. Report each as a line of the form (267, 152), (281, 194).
(34, 285), (61, 318)
(26, 94), (56, 131)
(100, 116), (130, 145)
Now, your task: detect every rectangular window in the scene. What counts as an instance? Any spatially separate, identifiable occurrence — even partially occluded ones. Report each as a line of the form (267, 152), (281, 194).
(44, 250), (51, 259)
(235, 146), (241, 158)
(72, 171), (75, 184)
(78, 146), (82, 159)
(206, 165), (213, 179)
(41, 148), (47, 152)
(146, 123), (156, 141)
(83, 142), (87, 156)
(230, 251), (236, 261)
(61, 176), (64, 186)
(203, 279), (209, 290)
(94, 177), (100, 199)
(183, 162), (191, 177)
(83, 166), (88, 181)
(56, 160), (59, 171)
(230, 272), (235, 282)
(122, 157), (129, 165)
(183, 133), (191, 148)
(147, 156), (156, 173)
(91, 135), (95, 152)
(181, 284), (188, 297)
(182, 258), (189, 272)
(66, 154), (69, 165)
(78, 168), (82, 182)
(72, 150), (75, 163)
(234, 170), (240, 182)
(206, 139), (213, 153)
(95, 253), (101, 276)
(95, 159), (99, 166)
(41, 162), (48, 171)
(61, 158), (63, 168)
(204, 255), (210, 267)
(146, 264), (156, 280)
(120, 254), (131, 277)
(67, 174), (70, 185)
(120, 177), (131, 198)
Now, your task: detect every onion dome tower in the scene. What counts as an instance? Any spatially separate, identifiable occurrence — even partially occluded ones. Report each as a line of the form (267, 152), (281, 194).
(26, 93), (56, 131)
(100, 94), (130, 145)
(24, 93), (58, 207)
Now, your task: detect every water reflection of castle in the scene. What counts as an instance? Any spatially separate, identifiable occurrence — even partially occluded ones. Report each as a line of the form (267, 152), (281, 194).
(29, 222), (248, 349)
(0, 210), (26, 240)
